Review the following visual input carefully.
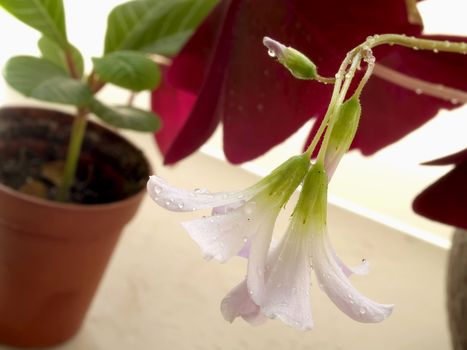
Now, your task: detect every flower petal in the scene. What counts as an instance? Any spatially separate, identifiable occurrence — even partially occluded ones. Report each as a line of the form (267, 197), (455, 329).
(221, 280), (268, 326)
(260, 221), (314, 331)
(246, 210), (278, 303)
(147, 175), (254, 212)
(335, 255), (370, 277)
(311, 229), (393, 323)
(181, 202), (262, 262)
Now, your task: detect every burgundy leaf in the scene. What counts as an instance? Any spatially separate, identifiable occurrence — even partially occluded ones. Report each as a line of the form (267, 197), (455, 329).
(413, 160), (467, 230)
(152, 0), (423, 164)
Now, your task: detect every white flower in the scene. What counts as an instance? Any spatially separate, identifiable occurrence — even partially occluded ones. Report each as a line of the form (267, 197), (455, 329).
(222, 162), (393, 329)
(147, 155), (310, 301)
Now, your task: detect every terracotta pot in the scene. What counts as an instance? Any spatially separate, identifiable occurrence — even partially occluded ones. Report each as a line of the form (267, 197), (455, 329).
(0, 107), (150, 347)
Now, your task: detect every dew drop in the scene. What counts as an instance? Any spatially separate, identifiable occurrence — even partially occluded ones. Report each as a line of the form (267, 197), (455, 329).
(433, 48), (439, 53)
(194, 188), (209, 194)
(243, 237), (248, 243)
(359, 307), (367, 315)
(350, 300), (354, 304)
(361, 258), (367, 263)
(154, 186), (162, 194)
(451, 98), (459, 104)
(243, 201), (256, 215)
(413, 46), (419, 50)
(238, 193), (245, 199)
(348, 293), (353, 300)
(268, 49), (275, 57)
(177, 202), (184, 209)
(165, 201), (171, 207)
(415, 88), (423, 95)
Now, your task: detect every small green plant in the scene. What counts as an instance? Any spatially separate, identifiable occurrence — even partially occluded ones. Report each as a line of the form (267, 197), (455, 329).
(0, 0), (217, 201)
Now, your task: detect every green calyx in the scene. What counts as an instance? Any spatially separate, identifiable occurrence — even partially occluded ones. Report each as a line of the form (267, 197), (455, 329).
(326, 95), (361, 157)
(281, 47), (318, 80)
(293, 162), (328, 225)
(254, 154), (310, 207)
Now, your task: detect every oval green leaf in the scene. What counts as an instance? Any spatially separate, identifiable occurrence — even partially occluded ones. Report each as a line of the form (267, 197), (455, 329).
(104, 0), (218, 55)
(92, 51), (160, 91)
(90, 99), (161, 132)
(3, 56), (92, 106)
(0, 0), (68, 48)
(38, 36), (84, 77)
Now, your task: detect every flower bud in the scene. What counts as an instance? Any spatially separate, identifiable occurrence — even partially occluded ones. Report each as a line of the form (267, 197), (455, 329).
(324, 96), (361, 177)
(263, 36), (317, 80)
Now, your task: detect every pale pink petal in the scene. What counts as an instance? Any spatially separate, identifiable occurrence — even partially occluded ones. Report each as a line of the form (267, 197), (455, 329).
(237, 238), (252, 258)
(260, 221), (314, 331)
(246, 210), (279, 304)
(181, 205), (258, 262)
(221, 280), (268, 326)
(311, 229), (393, 323)
(335, 254), (370, 277)
(147, 175), (256, 212)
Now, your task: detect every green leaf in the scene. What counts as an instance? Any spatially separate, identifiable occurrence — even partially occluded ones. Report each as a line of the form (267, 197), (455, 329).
(90, 99), (161, 132)
(92, 51), (161, 91)
(141, 30), (192, 56)
(3, 56), (92, 106)
(0, 0), (68, 48)
(104, 0), (218, 55)
(38, 36), (84, 77)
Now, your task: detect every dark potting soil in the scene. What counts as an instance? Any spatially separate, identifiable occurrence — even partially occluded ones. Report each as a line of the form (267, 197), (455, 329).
(0, 108), (150, 204)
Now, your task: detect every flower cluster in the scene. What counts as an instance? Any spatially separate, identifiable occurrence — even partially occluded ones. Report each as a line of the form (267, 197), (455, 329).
(148, 25), (467, 329)
(148, 155), (393, 329)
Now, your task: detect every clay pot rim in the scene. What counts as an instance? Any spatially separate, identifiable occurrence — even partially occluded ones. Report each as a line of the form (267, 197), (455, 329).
(0, 105), (152, 212)
(0, 178), (148, 212)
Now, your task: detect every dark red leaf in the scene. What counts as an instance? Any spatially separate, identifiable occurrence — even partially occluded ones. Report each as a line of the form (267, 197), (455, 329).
(413, 160), (467, 230)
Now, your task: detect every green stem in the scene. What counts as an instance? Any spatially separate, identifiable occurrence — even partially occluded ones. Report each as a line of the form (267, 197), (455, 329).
(57, 109), (88, 202)
(316, 52), (362, 163)
(369, 34), (467, 53)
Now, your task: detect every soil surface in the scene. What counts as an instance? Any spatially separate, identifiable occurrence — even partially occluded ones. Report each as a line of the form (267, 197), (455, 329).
(0, 108), (150, 204)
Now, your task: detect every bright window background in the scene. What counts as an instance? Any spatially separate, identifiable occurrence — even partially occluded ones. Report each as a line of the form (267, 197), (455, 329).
(0, 0), (465, 249)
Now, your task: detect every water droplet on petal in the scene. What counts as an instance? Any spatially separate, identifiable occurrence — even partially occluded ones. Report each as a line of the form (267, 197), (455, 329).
(359, 307), (367, 314)
(194, 188), (209, 194)
(433, 48), (439, 53)
(451, 98), (459, 104)
(415, 88), (423, 95)
(243, 201), (256, 215)
(268, 49), (275, 57)
(177, 202), (184, 209)
(154, 186), (162, 194)
(243, 237), (248, 243)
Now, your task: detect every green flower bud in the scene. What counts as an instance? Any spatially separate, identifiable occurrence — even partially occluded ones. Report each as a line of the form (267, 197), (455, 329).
(263, 36), (318, 80)
(325, 95), (361, 177)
